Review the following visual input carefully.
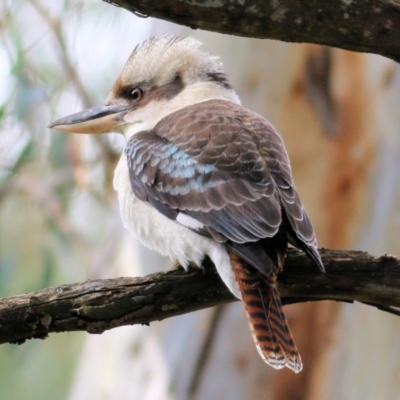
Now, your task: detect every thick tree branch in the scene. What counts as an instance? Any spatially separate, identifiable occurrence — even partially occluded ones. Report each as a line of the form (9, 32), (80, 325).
(1, 249), (400, 345)
(109, 0), (400, 63)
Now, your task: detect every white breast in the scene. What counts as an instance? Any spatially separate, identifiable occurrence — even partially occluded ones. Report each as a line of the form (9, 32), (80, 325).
(113, 155), (241, 299)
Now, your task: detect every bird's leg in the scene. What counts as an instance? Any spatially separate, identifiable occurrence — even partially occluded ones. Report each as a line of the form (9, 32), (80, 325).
(200, 255), (216, 275)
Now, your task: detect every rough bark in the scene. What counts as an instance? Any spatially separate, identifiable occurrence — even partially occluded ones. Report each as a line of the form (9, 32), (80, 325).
(109, 0), (400, 63)
(0, 249), (399, 345)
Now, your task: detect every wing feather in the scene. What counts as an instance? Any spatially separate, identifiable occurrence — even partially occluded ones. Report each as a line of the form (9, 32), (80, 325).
(125, 99), (323, 273)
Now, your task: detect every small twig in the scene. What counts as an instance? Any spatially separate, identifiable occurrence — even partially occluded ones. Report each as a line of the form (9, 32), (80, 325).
(131, 10), (149, 18)
(361, 302), (400, 318)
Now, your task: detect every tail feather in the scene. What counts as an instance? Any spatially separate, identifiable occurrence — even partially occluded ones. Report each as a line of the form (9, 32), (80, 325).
(231, 255), (302, 373)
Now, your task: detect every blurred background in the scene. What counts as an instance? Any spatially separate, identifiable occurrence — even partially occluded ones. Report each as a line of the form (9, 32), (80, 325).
(1, 1), (400, 399)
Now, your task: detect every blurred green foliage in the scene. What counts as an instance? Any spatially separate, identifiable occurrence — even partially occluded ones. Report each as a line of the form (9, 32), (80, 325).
(0, 0), (137, 399)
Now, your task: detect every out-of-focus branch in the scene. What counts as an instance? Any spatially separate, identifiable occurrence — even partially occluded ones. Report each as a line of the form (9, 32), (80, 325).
(32, 0), (120, 193)
(1, 249), (400, 345)
(108, 0), (400, 64)
(31, 0), (92, 107)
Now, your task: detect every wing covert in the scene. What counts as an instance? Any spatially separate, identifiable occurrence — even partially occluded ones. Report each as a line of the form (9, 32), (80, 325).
(125, 99), (322, 271)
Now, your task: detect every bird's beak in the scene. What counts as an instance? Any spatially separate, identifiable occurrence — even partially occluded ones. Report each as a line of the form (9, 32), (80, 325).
(48, 104), (130, 134)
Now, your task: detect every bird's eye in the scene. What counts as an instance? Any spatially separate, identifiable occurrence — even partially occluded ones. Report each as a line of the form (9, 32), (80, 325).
(130, 87), (143, 101)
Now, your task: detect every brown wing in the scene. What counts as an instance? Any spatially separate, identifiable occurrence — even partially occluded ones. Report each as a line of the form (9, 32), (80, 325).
(125, 99), (324, 273)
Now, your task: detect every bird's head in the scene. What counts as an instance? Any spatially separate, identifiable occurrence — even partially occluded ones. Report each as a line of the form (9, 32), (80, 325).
(49, 36), (240, 138)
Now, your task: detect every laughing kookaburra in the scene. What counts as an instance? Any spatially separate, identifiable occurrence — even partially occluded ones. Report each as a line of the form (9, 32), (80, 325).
(49, 36), (324, 373)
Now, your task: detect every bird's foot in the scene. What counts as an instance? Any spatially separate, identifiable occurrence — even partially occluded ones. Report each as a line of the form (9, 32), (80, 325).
(170, 260), (200, 270)
(170, 260), (182, 270)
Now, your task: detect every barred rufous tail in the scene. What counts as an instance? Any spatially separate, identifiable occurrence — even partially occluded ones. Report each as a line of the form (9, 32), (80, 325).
(230, 253), (302, 373)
